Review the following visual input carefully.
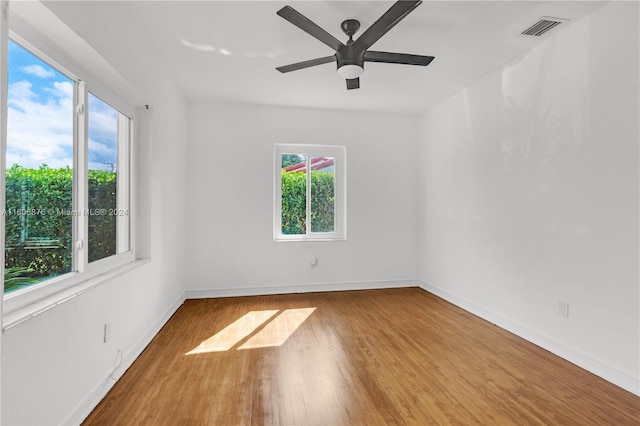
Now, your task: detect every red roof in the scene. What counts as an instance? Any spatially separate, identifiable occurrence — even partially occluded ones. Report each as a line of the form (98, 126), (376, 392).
(284, 157), (334, 173)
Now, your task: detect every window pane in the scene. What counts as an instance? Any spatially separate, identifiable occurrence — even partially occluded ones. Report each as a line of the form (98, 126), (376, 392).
(5, 40), (74, 293)
(281, 154), (306, 235)
(87, 93), (120, 263)
(310, 157), (335, 232)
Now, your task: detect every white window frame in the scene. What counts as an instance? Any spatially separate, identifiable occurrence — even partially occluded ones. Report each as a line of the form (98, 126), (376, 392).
(274, 144), (346, 242)
(2, 24), (136, 318)
(1, 0), (9, 339)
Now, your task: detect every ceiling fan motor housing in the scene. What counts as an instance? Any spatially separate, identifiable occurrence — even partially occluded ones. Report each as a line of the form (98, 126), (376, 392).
(337, 19), (364, 70)
(336, 47), (365, 69)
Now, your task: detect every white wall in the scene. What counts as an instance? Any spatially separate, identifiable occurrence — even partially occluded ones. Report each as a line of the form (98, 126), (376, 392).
(418, 1), (639, 394)
(1, 3), (189, 425)
(186, 103), (419, 295)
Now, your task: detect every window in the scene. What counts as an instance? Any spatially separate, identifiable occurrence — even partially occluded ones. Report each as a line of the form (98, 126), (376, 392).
(4, 36), (133, 304)
(274, 144), (346, 241)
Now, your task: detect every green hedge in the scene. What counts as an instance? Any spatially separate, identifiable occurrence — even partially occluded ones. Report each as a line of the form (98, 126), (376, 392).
(281, 170), (334, 235)
(88, 169), (117, 262)
(4, 165), (117, 291)
(5, 166), (333, 290)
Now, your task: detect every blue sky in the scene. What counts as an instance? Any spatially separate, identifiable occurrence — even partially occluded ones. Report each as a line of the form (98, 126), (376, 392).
(7, 40), (118, 172)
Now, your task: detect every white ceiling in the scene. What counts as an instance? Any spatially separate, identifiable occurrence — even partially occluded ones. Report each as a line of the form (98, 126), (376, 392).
(44, 1), (606, 114)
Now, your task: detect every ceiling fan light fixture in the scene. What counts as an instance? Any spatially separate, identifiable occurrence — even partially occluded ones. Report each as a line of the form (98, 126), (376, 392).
(336, 64), (364, 80)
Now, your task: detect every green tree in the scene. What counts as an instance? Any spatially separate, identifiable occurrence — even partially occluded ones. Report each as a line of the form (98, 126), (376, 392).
(281, 171), (306, 234)
(5, 164), (73, 279)
(281, 154), (304, 168)
(281, 170), (334, 234)
(4, 165), (118, 291)
(310, 171), (334, 232)
(88, 169), (117, 262)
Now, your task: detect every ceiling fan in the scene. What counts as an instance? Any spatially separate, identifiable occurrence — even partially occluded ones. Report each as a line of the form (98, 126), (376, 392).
(276, 0), (434, 90)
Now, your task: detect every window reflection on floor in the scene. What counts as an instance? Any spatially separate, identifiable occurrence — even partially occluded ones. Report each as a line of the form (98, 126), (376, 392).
(185, 308), (316, 355)
(185, 310), (279, 354)
(239, 308), (316, 350)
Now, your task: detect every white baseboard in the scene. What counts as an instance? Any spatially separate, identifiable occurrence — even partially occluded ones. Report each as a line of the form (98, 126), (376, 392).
(419, 280), (640, 396)
(63, 292), (186, 426)
(185, 279), (419, 300)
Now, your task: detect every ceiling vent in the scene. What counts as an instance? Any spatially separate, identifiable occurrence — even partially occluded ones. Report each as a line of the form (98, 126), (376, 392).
(521, 16), (568, 37)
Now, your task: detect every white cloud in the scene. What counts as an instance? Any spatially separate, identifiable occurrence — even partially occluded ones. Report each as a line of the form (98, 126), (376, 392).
(50, 81), (74, 98)
(8, 80), (36, 102)
(88, 137), (117, 169)
(7, 79), (74, 169)
(88, 139), (113, 156)
(22, 64), (54, 79)
(88, 102), (118, 136)
(6, 76), (124, 172)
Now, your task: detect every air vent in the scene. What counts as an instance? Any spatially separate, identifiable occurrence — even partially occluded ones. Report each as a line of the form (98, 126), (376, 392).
(521, 16), (568, 37)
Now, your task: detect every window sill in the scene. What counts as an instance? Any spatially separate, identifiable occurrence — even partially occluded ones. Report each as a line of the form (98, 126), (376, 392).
(274, 237), (347, 242)
(3, 258), (150, 331)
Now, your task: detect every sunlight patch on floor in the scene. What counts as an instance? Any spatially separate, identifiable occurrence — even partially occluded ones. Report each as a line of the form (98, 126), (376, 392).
(238, 307), (316, 350)
(186, 308), (316, 354)
(186, 310), (279, 354)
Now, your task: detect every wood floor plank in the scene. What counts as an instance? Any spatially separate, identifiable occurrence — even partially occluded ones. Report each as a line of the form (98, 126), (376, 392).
(83, 288), (639, 425)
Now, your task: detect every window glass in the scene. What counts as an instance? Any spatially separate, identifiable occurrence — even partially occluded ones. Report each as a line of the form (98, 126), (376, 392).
(310, 156), (335, 233)
(281, 153), (307, 235)
(87, 93), (118, 262)
(5, 40), (74, 292)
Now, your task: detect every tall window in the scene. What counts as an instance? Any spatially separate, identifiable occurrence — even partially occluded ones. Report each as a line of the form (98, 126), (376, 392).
(274, 144), (346, 241)
(4, 38), (132, 298)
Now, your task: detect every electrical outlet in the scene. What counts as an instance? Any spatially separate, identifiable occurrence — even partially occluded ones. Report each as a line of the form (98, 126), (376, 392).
(104, 322), (112, 343)
(558, 301), (569, 318)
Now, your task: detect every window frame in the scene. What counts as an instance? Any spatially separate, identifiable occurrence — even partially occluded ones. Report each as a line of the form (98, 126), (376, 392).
(274, 144), (346, 242)
(3, 28), (136, 316)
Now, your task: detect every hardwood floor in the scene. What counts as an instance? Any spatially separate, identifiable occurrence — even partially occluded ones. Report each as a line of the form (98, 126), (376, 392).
(83, 288), (639, 425)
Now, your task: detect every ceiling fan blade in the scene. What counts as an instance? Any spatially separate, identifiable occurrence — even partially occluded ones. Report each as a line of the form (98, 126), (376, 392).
(276, 55), (336, 73)
(346, 78), (360, 90)
(365, 51), (434, 66)
(277, 6), (345, 52)
(352, 1), (422, 53)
